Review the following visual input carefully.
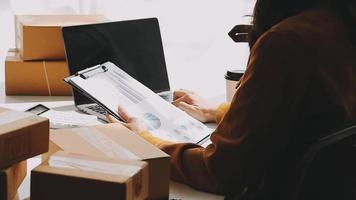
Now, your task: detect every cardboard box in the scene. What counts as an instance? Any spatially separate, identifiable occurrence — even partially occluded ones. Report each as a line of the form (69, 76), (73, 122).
(44, 124), (170, 200)
(15, 15), (109, 60)
(0, 161), (27, 200)
(0, 107), (49, 169)
(32, 151), (148, 200)
(5, 49), (72, 96)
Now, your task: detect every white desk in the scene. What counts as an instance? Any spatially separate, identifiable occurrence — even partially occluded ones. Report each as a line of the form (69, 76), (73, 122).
(0, 82), (224, 200)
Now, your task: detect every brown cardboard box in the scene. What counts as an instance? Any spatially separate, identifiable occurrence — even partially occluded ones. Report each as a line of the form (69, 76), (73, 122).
(0, 107), (49, 169)
(44, 124), (170, 200)
(32, 151), (148, 200)
(5, 49), (72, 96)
(0, 161), (27, 200)
(15, 15), (109, 60)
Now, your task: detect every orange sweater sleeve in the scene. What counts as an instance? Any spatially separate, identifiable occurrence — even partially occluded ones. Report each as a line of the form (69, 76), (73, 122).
(140, 31), (311, 194)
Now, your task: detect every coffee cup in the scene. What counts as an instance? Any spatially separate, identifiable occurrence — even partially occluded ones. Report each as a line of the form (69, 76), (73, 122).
(225, 69), (245, 102)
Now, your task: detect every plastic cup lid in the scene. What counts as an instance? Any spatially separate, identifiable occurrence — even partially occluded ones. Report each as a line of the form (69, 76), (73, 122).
(225, 69), (245, 81)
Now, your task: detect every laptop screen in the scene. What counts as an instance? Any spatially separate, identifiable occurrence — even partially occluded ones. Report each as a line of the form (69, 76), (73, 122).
(62, 18), (170, 105)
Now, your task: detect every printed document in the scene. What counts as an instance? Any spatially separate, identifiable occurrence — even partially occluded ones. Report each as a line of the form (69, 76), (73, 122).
(66, 62), (212, 144)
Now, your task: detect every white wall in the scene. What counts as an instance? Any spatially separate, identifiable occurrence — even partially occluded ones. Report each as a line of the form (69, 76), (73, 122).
(0, 0), (255, 98)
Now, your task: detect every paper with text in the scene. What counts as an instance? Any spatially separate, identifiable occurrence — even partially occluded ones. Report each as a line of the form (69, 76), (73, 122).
(69, 62), (212, 144)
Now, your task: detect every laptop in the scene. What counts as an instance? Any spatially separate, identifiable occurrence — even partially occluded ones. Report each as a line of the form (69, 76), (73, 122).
(62, 18), (173, 120)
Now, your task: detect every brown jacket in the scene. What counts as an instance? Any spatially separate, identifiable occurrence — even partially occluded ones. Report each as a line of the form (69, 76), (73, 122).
(141, 6), (356, 195)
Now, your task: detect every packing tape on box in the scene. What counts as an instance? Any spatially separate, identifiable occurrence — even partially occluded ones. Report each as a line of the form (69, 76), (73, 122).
(0, 110), (34, 126)
(74, 127), (140, 160)
(48, 155), (142, 177)
(42, 61), (52, 96)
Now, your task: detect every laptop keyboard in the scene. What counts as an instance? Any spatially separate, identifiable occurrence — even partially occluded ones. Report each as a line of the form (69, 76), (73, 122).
(87, 105), (107, 115)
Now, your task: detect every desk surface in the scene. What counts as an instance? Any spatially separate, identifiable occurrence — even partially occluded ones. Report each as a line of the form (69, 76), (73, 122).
(0, 82), (224, 200)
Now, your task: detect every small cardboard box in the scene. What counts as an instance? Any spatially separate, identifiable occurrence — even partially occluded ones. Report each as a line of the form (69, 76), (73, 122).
(0, 161), (27, 200)
(32, 151), (148, 200)
(5, 49), (72, 96)
(0, 107), (49, 169)
(44, 124), (170, 200)
(15, 15), (109, 60)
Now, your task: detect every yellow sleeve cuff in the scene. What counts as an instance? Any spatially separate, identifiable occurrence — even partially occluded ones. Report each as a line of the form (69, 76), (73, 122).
(139, 131), (174, 148)
(215, 103), (231, 123)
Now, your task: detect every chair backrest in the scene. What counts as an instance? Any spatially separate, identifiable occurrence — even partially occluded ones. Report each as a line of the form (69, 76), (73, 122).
(287, 124), (356, 200)
(226, 125), (356, 200)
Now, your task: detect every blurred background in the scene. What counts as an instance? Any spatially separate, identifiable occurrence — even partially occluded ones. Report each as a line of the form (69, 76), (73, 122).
(0, 0), (256, 97)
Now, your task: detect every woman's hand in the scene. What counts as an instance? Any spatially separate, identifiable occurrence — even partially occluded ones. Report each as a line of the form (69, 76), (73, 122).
(107, 107), (148, 135)
(172, 89), (218, 123)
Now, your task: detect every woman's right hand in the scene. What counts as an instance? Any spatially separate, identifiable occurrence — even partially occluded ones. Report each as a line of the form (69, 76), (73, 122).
(172, 89), (218, 123)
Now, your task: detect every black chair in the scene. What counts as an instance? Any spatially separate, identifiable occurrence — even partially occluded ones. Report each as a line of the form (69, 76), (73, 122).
(226, 125), (356, 200)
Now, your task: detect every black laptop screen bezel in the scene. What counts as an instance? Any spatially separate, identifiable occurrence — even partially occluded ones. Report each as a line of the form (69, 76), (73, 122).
(62, 18), (170, 106)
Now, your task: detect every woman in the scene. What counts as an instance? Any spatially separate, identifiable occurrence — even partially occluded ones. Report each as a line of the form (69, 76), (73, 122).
(108, 0), (356, 198)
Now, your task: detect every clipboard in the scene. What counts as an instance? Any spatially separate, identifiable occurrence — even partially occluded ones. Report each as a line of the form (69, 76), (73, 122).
(64, 62), (212, 144)
(64, 64), (122, 120)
